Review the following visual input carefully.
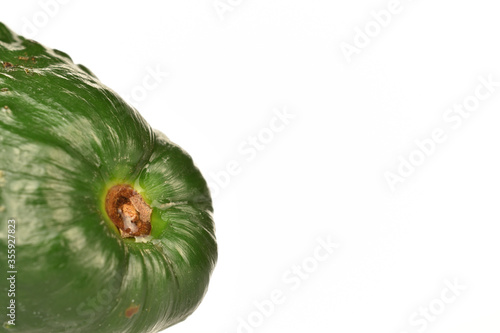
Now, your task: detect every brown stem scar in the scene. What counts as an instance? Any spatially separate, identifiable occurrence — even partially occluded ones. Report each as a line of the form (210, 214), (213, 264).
(105, 184), (152, 238)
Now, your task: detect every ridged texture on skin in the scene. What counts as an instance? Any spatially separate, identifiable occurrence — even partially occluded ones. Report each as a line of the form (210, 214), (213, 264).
(0, 23), (216, 333)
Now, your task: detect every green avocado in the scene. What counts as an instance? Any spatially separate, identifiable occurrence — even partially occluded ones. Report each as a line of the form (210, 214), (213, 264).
(0, 22), (217, 333)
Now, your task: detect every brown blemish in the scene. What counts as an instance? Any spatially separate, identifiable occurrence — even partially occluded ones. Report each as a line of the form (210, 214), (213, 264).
(18, 56), (37, 63)
(125, 305), (140, 318)
(0, 88), (8, 92)
(105, 184), (152, 238)
(2, 62), (13, 69)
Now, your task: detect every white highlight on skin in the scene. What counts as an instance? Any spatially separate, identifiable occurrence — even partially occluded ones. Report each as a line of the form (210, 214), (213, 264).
(134, 235), (152, 243)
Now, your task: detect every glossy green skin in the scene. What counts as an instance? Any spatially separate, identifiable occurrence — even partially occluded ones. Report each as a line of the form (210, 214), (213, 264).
(0, 23), (217, 332)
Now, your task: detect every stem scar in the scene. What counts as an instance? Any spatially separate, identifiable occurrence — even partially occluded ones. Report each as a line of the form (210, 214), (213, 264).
(105, 184), (152, 238)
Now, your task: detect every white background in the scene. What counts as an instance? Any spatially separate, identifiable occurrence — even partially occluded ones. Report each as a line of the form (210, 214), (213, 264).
(2, 1), (500, 332)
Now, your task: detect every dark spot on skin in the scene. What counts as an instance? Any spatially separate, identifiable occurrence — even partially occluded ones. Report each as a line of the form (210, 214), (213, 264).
(125, 305), (140, 318)
(2, 62), (13, 68)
